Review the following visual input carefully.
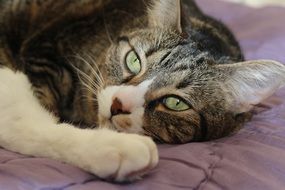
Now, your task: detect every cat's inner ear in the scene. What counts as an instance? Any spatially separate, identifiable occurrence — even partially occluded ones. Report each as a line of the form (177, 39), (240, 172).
(217, 60), (285, 113)
(148, 0), (182, 33)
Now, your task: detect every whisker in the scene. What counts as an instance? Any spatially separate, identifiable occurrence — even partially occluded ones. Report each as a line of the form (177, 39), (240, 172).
(80, 78), (96, 95)
(73, 65), (100, 90)
(75, 53), (104, 88)
(65, 52), (103, 105)
(83, 53), (105, 86)
(72, 66), (98, 93)
(103, 14), (114, 44)
(65, 52), (105, 102)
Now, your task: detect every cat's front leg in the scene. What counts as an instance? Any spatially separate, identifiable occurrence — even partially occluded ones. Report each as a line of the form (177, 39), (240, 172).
(60, 125), (159, 181)
(0, 68), (158, 182)
(54, 125), (158, 182)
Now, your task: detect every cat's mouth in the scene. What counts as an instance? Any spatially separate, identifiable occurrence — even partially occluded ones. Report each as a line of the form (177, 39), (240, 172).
(111, 115), (133, 132)
(98, 111), (144, 134)
(98, 116), (116, 131)
(97, 79), (154, 134)
(97, 114), (127, 132)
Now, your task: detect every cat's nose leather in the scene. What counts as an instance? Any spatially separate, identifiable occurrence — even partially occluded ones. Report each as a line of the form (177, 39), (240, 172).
(111, 98), (131, 116)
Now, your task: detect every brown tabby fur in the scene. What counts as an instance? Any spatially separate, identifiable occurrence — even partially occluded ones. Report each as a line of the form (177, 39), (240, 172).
(0, 0), (259, 143)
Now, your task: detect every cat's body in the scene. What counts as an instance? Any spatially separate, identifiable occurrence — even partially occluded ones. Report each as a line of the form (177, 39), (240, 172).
(0, 0), (285, 182)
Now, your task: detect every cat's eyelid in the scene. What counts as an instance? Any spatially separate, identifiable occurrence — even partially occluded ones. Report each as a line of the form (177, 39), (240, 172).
(117, 35), (145, 60)
(117, 36), (147, 80)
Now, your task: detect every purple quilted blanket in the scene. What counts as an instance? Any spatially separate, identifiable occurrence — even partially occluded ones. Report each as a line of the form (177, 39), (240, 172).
(1, 0), (285, 189)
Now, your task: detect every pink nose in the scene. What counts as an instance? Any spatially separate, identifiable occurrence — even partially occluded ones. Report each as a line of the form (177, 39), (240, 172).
(110, 98), (131, 116)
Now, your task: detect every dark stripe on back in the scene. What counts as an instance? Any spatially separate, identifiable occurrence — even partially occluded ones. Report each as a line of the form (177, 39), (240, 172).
(26, 70), (60, 102)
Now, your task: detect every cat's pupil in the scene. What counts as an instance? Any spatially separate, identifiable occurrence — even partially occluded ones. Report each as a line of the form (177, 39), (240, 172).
(176, 100), (180, 106)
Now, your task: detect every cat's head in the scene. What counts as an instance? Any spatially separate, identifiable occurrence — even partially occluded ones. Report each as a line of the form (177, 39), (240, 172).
(96, 0), (285, 143)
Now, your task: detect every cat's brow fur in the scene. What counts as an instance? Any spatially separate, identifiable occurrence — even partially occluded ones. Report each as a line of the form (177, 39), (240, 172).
(1, 0), (285, 144)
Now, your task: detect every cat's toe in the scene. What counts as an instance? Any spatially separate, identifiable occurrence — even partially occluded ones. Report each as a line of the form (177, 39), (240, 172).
(114, 135), (159, 182)
(104, 134), (158, 182)
(90, 133), (158, 182)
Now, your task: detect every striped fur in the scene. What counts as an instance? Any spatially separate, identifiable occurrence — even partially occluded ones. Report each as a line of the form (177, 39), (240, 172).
(1, 0), (285, 144)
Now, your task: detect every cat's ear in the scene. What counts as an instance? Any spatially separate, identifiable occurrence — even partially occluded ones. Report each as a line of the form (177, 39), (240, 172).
(148, 0), (182, 33)
(216, 60), (285, 113)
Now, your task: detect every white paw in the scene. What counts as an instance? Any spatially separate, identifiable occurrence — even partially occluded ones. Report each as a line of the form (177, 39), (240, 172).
(72, 129), (159, 182)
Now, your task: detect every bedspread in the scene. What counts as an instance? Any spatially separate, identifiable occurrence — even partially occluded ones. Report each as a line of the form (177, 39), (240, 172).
(1, 0), (285, 189)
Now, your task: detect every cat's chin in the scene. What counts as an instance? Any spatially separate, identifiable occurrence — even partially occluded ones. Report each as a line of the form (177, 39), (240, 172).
(98, 110), (145, 134)
(111, 115), (132, 131)
(98, 117), (118, 131)
(99, 118), (132, 134)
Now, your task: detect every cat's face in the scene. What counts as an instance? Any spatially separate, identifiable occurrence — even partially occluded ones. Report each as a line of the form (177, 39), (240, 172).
(98, 28), (205, 143)
(97, 27), (235, 143)
(96, 0), (285, 143)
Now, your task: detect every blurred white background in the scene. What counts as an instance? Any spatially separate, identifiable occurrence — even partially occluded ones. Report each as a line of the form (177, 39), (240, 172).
(223, 0), (285, 7)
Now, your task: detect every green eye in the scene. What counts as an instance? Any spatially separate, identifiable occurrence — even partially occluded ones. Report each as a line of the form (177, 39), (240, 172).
(163, 96), (190, 111)
(126, 50), (141, 75)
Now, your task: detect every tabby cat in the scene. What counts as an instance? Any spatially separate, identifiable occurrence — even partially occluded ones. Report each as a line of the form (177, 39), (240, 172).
(0, 0), (285, 182)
